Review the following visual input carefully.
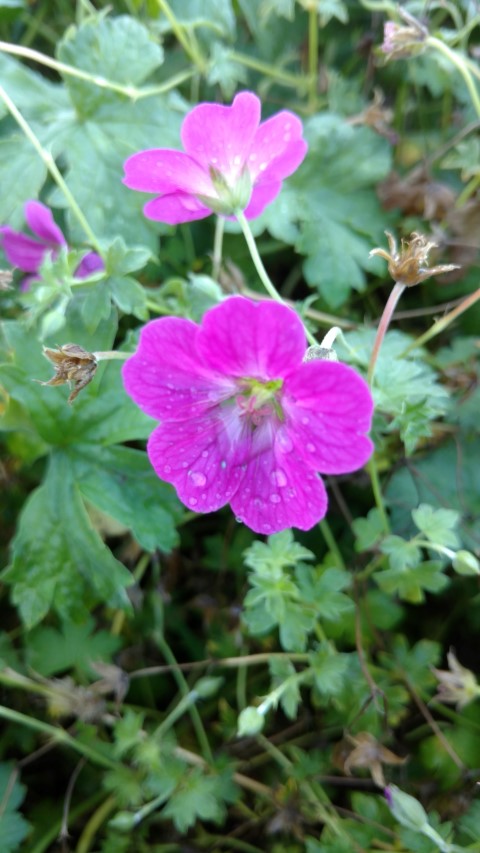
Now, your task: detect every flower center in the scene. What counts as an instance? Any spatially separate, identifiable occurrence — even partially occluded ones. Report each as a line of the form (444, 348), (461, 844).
(235, 377), (284, 427)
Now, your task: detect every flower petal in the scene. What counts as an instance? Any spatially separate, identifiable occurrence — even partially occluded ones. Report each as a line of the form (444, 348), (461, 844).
(243, 181), (282, 219)
(181, 91), (261, 179)
(0, 227), (50, 272)
(247, 112), (307, 184)
(147, 404), (252, 513)
(197, 297), (306, 379)
(24, 200), (66, 247)
(74, 252), (105, 278)
(123, 149), (213, 196)
(122, 316), (235, 421)
(283, 361), (374, 474)
(230, 420), (328, 534)
(143, 192), (212, 225)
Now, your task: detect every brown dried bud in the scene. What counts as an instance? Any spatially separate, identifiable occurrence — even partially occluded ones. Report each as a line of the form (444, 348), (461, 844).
(39, 343), (97, 404)
(343, 732), (407, 789)
(370, 231), (460, 287)
(432, 649), (480, 710)
(381, 12), (428, 60)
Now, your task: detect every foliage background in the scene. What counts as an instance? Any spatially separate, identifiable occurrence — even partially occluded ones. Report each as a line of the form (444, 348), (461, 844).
(0, 0), (479, 851)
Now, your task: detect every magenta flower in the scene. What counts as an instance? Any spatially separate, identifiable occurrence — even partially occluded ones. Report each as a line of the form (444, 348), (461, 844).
(123, 91), (307, 225)
(122, 297), (374, 535)
(0, 200), (104, 289)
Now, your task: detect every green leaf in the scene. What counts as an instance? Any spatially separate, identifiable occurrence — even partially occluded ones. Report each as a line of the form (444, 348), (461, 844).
(381, 535), (422, 572)
(269, 658), (302, 719)
(166, 0), (236, 41)
(375, 560), (449, 604)
(0, 136), (47, 225)
(107, 276), (148, 320)
(0, 765), (30, 853)
(296, 565), (354, 622)
(72, 445), (181, 552)
(2, 454), (132, 627)
(412, 504), (460, 549)
(25, 616), (121, 677)
(380, 637), (441, 693)
(309, 643), (350, 697)
(57, 16), (164, 115)
(353, 508), (386, 551)
(162, 767), (237, 832)
(244, 529), (314, 576)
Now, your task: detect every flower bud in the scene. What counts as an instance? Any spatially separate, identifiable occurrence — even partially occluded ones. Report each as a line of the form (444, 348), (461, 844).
(385, 784), (429, 831)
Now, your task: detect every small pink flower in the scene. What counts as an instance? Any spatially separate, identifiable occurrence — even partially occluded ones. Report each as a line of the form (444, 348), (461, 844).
(0, 200), (104, 289)
(123, 91), (307, 225)
(122, 297), (374, 534)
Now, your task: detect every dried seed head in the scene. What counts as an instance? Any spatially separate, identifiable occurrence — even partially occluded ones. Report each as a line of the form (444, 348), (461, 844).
(370, 231), (460, 287)
(381, 10), (428, 60)
(0, 269), (13, 291)
(432, 649), (480, 710)
(39, 343), (97, 404)
(343, 732), (407, 789)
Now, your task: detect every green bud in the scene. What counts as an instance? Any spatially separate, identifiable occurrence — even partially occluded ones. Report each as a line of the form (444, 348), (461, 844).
(108, 810), (139, 831)
(453, 550), (480, 576)
(194, 676), (224, 699)
(386, 784), (429, 831)
(237, 706), (265, 737)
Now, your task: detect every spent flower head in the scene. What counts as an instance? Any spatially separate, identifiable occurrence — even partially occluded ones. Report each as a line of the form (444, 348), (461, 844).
(39, 343), (98, 404)
(0, 200), (104, 290)
(370, 231), (459, 287)
(432, 649), (480, 710)
(123, 91), (307, 224)
(381, 10), (428, 60)
(122, 297), (374, 535)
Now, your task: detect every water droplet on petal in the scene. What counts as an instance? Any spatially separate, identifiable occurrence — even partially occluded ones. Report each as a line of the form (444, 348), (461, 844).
(201, 450), (209, 458)
(271, 469), (287, 488)
(181, 461), (188, 468)
(189, 497), (198, 507)
(301, 416), (309, 425)
(277, 431), (293, 454)
(190, 471), (207, 487)
(270, 494), (281, 504)
(235, 516), (243, 523)
(306, 442), (316, 453)
(220, 460), (227, 469)
(163, 465), (171, 473)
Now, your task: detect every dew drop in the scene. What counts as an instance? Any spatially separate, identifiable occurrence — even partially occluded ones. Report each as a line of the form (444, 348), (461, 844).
(220, 460), (227, 469)
(287, 489), (296, 498)
(301, 416), (309, 425)
(263, 523), (272, 532)
(235, 516), (243, 523)
(163, 465), (171, 473)
(270, 493), (281, 504)
(306, 442), (316, 453)
(271, 469), (287, 488)
(181, 461), (188, 468)
(277, 431), (293, 453)
(190, 471), (207, 487)
(201, 450), (209, 458)
(253, 497), (263, 508)
(259, 163), (267, 171)
(189, 497), (198, 507)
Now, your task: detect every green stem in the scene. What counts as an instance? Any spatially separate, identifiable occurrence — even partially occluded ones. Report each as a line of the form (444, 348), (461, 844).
(76, 795), (117, 853)
(308, 5), (319, 110)
(455, 172), (480, 207)
(154, 633), (214, 764)
(155, 0), (207, 72)
(427, 36), (480, 119)
(400, 287), (480, 356)
(0, 705), (118, 770)
(235, 210), (317, 346)
(93, 350), (130, 361)
(367, 457), (390, 533)
(367, 281), (406, 385)
(319, 518), (346, 569)
(0, 40), (194, 100)
(29, 792), (104, 853)
(212, 215), (225, 280)
(0, 83), (100, 252)
(153, 689), (201, 740)
(228, 50), (309, 91)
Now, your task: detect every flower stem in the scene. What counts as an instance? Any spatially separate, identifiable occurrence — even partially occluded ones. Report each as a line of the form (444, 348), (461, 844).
(308, 5), (319, 110)
(367, 281), (406, 385)
(0, 83), (101, 252)
(427, 36), (480, 119)
(75, 795), (118, 853)
(212, 215), (225, 280)
(400, 287), (480, 356)
(228, 50), (309, 92)
(93, 350), (130, 361)
(0, 40), (194, 100)
(154, 0), (207, 73)
(235, 210), (317, 346)
(319, 518), (346, 569)
(367, 457), (390, 534)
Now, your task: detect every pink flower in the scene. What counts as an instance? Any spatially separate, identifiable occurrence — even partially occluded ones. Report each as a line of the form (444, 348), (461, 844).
(123, 91), (307, 225)
(122, 297), (374, 534)
(0, 200), (104, 289)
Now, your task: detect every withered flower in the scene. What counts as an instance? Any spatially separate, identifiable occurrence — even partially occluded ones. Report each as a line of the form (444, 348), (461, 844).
(0, 269), (13, 291)
(39, 343), (97, 404)
(433, 649), (480, 710)
(370, 231), (459, 287)
(381, 11), (428, 60)
(343, 732), (407, 788)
